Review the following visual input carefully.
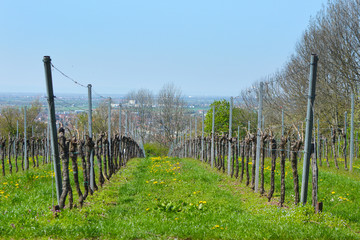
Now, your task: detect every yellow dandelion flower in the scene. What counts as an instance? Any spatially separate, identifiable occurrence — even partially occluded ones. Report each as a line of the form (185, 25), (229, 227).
(3, 182), (8, 185)
(153, 181), (158, 184)
(146, 208), (150, 211)
(193, 192), (197, 194)
(331, 191), (335, 194)
(215, 225), (219, 228)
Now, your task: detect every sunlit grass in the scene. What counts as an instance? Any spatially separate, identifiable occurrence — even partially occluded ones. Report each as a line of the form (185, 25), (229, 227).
(0, 155), (359, 239)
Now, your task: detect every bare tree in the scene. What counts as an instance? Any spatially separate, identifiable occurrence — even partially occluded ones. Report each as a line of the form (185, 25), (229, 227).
(125, 89), (154, 144)
(156, 83), (186, 147)
(240, 0), (360, 139)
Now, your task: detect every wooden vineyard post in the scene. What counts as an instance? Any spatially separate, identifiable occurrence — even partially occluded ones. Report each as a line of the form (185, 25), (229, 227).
(267, 137), (277, 201)
(279, 136), (287, 207)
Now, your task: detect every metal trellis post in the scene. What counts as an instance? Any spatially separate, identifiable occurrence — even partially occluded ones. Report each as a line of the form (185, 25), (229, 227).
(300, 54), (318, 205)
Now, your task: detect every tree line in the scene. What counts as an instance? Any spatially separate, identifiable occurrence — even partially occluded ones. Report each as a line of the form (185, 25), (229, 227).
(241, 0), (360, 137)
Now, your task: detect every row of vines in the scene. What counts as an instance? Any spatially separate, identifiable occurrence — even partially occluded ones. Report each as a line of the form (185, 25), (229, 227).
(0, 127), (144, 209)
(170, 126), (352, 211)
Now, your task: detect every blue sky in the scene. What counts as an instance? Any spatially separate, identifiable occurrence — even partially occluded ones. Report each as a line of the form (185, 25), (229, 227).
(0, 0), (326, 97)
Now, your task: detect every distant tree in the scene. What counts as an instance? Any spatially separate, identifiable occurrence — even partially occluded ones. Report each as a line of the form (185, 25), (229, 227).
(204, 100), (230, 134)
(204, 99), (257, 136)
(0, 98), (45, 137)
(92, 99), (109, 135)
(156, 83), (186, 147)
(125, 89), (154, 144)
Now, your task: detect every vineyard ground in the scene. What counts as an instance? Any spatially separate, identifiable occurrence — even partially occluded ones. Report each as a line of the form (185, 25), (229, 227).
(0, 156), (359, 239)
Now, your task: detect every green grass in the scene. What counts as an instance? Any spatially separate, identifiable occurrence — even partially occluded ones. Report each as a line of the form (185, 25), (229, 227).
(0, 155), (359, 239)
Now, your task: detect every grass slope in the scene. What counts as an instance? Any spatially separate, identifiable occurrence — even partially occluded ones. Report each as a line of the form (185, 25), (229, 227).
(0, 156), (359, 239)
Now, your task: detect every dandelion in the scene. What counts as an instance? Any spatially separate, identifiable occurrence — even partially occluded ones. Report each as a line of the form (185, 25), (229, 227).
(331, 191), (335, 194)
(146, 181), (149, 183)
(146, 208), (150, 211)
(173, 179), (176, 181)
(215, 225), (219, 228)
(153, 181), (158, 184)
(193, 192), (197, 194)
(3, 182), (8, 185)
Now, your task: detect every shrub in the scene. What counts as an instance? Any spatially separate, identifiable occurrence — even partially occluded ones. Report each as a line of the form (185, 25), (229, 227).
(144, 143), (169, 157)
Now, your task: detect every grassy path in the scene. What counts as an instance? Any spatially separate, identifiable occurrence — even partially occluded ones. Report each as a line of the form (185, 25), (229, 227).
(0, 156), (359, 239)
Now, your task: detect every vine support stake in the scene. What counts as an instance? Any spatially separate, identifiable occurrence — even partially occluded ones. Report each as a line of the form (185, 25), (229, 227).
(255, 82), (263, 193)
(24, 106), (28, 170)
(88, 84), (95, 191)
(108, 97), (112, 158)
(350, 93), (354, 171)
(228, 96), (233, 175)
(300, 54), (319, 205)
(211, 105), (215, 168)
(43, 56), (62, 205)
(201, 111), (204, 162)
